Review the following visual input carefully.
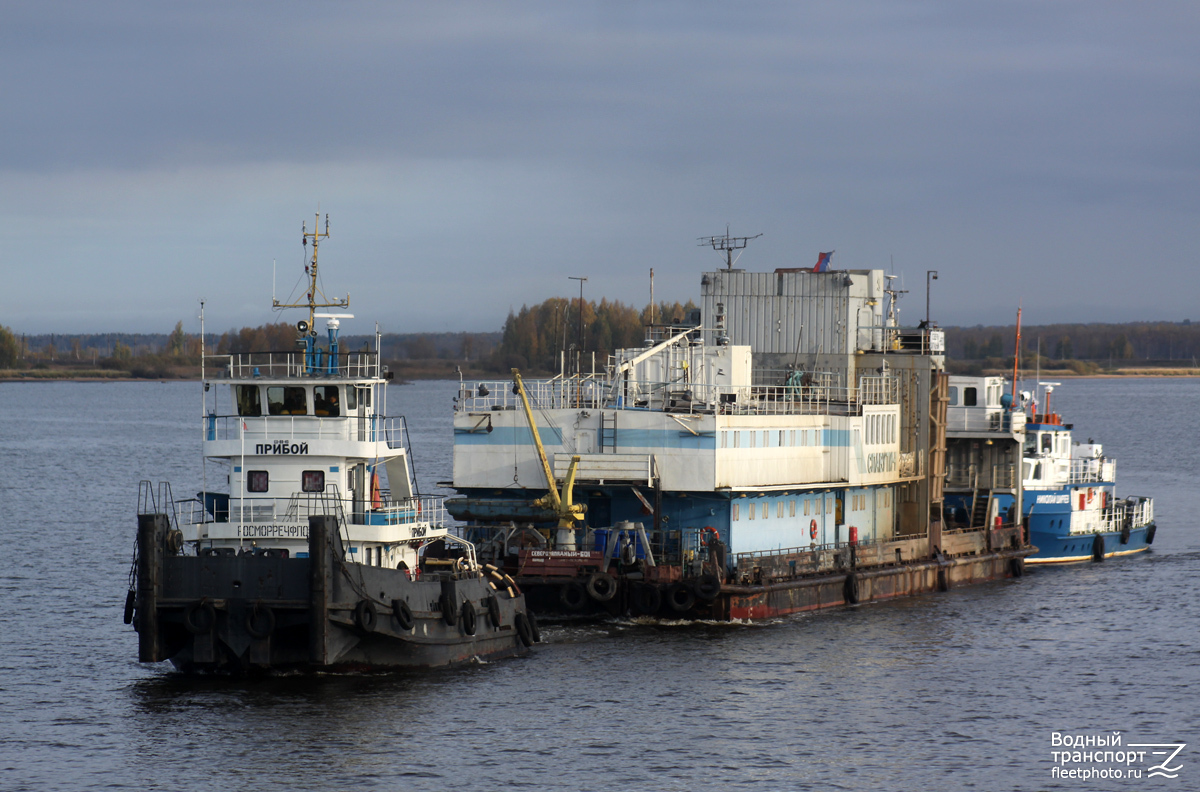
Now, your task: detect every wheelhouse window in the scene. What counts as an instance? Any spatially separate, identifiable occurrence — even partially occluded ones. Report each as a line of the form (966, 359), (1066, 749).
(236, 385), (262, 416)
(1041, 433), (1053, 453)
(247, 471), (269, 493)
(346, 386), (358, 411)
(948, 386), (959, 406)
(267, 386), (308, 416)
(963, 387), (978, 407)
(313, 385), (340, 417)
(302, 470), (325, 492)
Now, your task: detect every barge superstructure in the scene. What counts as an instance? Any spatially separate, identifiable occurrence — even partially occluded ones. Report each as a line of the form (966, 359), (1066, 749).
(127, 216), (539, 672)
(448, 245), (1033, 619)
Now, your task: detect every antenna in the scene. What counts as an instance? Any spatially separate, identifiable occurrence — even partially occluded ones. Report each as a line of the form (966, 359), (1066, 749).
(273, 212), (350, 332)
(698, 225), (762, 270)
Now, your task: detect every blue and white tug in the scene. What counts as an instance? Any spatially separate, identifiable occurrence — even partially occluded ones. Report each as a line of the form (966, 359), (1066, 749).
(943, 376), (1156, 564)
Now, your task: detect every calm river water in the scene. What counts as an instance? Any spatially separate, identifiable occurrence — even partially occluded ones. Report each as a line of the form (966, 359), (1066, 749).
(1, 378), (1197, 791)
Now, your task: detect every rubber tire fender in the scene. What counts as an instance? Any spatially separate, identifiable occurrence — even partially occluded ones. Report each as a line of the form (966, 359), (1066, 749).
(461, 600), (478, 636)
(246, 603), (275, 639)
(1145, 524), (1156, 545)
(166, 529), (184, 555)
(936, 567), (950, 592)
(354, 600), (378, 633)
(392, 598), (415, 631)
(123, 590), (136, 625)
(527, 610), (542, 643)
(560, 580), (588, 612)
(184, 600), (216, 635)
(440, 593), (459, 626)
(844, 571), (861, 604)
(515, 611), (534, 647)
(1120, 524), (1131, 545)
(694, 573), (722, 602)
(666, 582), (695, 613)
(1091, 533), (1106, 562)
(586, 572), (618, 602)
(631, 583), (662, 616)
(1009, 556), (1025, 578)
(486, 595), (502, 628)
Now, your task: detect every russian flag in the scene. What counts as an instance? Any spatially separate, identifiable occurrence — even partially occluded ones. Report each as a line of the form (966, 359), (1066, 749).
(813, 251), (834, 272)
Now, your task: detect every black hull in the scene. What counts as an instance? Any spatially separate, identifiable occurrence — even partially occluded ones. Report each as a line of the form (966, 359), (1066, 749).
(134, 515), (536, 673)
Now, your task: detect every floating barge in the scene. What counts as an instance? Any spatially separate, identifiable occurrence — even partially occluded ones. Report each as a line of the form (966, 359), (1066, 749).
(447, 242), (1034, 620)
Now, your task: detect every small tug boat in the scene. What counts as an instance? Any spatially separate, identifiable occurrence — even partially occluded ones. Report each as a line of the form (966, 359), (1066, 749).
(1017, 382), (1155, 563)
(126, 216), (539, 672)
(943, 376), (1156, 565)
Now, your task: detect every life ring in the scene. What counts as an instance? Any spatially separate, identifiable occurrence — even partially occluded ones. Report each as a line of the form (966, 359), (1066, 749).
(460, 600), (478, 636)
(700, 526), (720, 546)
(630, 583), (662, 616)
(184, 600), (216, 634)
(809, 519), (818, 541)
(694, 573), (722, 602)
(515, 612), (534, 647)
(246, 603), (275, 639)
(486, 595), (502, 628)
(666, 582), (695, 612)
(392, 598), (415, 631)
(1087, 489), (1094, 504)
(587, 572), (618, 602)
(440, 593), (459, 626)
(354, 600), (377, 633)
(560, 580), (588, 612)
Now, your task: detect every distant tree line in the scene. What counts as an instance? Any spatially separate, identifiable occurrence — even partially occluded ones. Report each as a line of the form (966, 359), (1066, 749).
(7, 314), (1199, 378)
(946, 321), (1200, 364)
(490, 297), (699, 373)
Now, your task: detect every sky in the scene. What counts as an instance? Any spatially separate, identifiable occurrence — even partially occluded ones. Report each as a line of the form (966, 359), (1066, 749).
(2, 1), (1197, 335)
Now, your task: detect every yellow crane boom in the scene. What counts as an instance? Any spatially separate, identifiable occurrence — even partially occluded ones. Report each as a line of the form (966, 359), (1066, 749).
(511, 369), (585, 528)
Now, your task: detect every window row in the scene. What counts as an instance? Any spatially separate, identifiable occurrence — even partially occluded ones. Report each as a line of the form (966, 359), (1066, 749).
(246, 469), (326, 493)
(865, 412), (896, 446)
(720, 428), (822, 449)
(236, 384), (371, 418)
(733, 497), (834, 522)
(731, 490), (892, 521)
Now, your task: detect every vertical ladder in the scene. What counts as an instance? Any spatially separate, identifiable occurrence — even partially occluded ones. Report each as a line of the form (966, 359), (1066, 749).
(600, 411), (617, 453)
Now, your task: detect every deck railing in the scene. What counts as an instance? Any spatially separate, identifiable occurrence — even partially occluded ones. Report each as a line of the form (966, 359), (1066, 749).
(178, 489), (447, 529)
(455, 373), (899, 417)
(203, 414), (406, 447)
(208, 351), (383, 380)
(1067, 458), (1116, 484)
(946, 463), (1018, 490)
(946, 410), (1026, 434)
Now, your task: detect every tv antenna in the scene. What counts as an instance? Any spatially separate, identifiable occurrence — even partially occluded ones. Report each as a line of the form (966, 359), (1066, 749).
(698, 226), (762, 270)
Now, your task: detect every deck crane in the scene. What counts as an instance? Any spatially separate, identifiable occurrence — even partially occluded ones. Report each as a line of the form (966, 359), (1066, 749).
(511, 369), (586, 533)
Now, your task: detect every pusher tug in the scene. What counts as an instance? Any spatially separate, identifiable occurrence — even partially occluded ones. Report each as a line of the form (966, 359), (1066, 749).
(126, 216), (539, 673)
